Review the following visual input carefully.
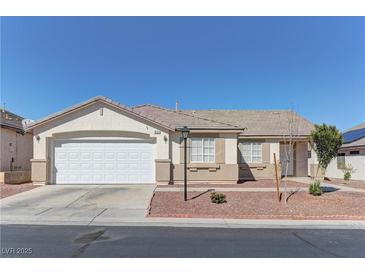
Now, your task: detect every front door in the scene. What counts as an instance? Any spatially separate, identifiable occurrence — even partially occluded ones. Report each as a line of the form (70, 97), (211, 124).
(280, 144), (294, 176)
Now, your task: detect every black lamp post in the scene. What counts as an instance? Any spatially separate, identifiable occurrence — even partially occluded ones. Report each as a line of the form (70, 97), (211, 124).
(181, 126), (190, 201)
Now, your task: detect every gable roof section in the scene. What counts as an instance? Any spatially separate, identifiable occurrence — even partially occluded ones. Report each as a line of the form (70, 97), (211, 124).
(26, 96), (176, 131)
(132, 104), (241, 130)
(181, 109), (314, 136)
(26, 96), (242, 132)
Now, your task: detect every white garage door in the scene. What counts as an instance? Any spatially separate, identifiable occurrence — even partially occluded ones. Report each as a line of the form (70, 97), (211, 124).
(54, 140), (154, 184)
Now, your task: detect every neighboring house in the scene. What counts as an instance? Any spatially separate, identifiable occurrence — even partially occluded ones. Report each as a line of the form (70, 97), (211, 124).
(26, 96), (314, 185)
(0, 108), (33, 184)
(326, 122), (365, 181)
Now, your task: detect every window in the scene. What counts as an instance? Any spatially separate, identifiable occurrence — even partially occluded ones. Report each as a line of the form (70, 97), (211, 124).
(239, 142), (262, 163)
(191, 138), (215, 163)
(337, 153), (345, 169)
(350, 151), (360, 155)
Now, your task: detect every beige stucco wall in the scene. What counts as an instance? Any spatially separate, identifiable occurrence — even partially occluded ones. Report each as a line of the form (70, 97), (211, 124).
(31, 102), (171, 184)
(221, 133), (238, 164)
(32, 102), (170, 159)
(269, 142), (280, 164)
(326, 155), (365, 181)
(31, 159), (48, 183)
(0, 127), (33, 172)
(239, 163), (277, 180)
(171, 132), (182, 165)
(173, 163), (239, 183)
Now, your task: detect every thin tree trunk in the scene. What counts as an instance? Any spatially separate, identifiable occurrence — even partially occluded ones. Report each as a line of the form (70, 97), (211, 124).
(284, 160), (289, 203)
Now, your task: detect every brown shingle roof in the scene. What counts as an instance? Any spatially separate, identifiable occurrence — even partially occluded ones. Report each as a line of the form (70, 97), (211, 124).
(132, 104), (241, 130)
(27, 96), (242, 131)
(181, 109), (314, 136)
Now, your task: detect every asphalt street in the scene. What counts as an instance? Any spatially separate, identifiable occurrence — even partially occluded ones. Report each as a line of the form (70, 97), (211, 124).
(1, 224), (365, 258)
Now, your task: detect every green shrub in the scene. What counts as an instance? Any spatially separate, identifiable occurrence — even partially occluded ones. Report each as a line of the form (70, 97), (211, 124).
(344, 171), (351, 181)
(210, 192), (226, 204)
(309, 180), (322, 196)
(340, 163), (354, 181)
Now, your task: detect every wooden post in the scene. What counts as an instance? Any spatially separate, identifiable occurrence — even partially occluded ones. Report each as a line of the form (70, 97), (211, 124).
(273, 153), (281, 202)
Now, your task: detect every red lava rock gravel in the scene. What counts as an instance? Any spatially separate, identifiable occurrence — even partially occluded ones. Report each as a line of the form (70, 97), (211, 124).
(149, 190), (365, 220)
(0, 182), (39, 199)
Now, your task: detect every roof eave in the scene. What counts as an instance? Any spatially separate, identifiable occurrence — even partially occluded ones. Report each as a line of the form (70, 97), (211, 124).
(25, 96), (175, 132)
(238, 134), (310, 139)
(175, 127), (245, 133)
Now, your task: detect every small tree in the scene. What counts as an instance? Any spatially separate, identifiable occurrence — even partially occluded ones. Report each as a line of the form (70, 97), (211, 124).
(310, 124), (343, 180)
(276, 110), (301, 203)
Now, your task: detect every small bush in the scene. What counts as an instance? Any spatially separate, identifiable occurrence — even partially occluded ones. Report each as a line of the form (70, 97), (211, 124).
(340, 163), (354, 182)
(210, 192), (226, 204)
(344, 171), (352, 181)
(309, 180), (322, 196)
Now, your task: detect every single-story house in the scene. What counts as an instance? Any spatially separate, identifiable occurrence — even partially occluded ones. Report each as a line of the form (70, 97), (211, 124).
(26, 96), (315, 185)
(0, 108), (33, 184)
(326, 122), (365, 181)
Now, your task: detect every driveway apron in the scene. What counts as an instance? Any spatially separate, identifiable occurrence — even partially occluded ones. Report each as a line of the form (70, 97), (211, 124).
(0, 185), (155, 224)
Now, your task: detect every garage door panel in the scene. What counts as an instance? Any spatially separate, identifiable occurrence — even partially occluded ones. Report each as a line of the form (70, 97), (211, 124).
(54, 140), (154, 184)
(117, 152), (128, 160)
(81, 152), (92, 160)
(93, 152), (103, 160)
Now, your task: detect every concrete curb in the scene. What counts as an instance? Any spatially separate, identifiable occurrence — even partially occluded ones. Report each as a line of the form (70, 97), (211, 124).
(2, 217), (365, 229)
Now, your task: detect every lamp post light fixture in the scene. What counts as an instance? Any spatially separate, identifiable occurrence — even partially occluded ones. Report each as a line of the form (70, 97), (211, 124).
(181, 126), (190, 201)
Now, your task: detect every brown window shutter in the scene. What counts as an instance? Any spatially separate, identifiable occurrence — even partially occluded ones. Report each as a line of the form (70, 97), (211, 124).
(215, 138), (225, 164)
(262, 143), (271, 164)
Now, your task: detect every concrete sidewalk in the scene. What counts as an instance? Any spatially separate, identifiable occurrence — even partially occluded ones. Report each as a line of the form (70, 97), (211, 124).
(156, 187), (365, 192)
(156, 178), (365, 193)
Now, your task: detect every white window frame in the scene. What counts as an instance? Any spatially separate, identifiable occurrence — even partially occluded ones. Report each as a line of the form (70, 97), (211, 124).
(190, 138), (215, 163)
(239, 142), (262, 163)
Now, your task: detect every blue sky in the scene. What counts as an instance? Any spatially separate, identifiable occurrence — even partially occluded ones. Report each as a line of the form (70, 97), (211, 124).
(1, 17), (364, 131)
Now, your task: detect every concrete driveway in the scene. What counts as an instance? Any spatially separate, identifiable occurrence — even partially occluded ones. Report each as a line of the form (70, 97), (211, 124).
(0, 185), (155, 225)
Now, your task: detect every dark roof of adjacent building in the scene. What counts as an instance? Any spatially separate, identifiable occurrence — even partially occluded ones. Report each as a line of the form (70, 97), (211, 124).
(181, 109), (314, 136)
(0, 108), (25, 131)
(341, 122), (365, 148)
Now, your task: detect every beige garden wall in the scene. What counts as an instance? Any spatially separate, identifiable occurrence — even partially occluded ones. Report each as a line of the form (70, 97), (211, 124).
(326, 155), (365, 181)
